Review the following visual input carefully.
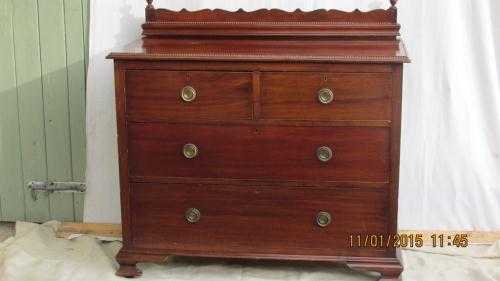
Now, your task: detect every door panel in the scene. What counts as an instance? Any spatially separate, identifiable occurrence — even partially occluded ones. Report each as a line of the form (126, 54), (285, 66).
(0, 0), (88, 222)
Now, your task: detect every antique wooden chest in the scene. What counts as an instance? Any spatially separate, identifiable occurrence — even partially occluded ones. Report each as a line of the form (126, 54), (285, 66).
(108, 1), (410, 280)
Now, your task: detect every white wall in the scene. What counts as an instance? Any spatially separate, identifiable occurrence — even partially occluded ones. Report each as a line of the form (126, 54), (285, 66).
(85, 0), (500, 230)
(398, 0), (500, 229)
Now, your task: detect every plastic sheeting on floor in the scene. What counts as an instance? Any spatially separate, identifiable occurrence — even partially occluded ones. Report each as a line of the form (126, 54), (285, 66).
(1, 222), (499, 281)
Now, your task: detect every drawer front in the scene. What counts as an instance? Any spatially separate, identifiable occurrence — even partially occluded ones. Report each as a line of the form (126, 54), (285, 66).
(261, 72), (392, 121)
(130, 183), (389, 257)
(128, 123), (390, 182)
(126, 70), (253, 120)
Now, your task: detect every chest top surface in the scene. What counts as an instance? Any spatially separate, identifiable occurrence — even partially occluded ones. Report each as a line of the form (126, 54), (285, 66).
(107, 0), (410, 64)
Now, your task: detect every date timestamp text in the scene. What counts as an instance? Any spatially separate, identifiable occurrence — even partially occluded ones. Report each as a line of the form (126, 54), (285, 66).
(349, 233), (469, 248)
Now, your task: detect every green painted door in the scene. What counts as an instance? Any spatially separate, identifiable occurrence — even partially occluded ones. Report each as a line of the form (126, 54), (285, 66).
(0, 0), (88, 222)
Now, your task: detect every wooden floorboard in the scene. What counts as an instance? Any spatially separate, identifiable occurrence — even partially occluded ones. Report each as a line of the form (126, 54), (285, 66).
(57, 222), (122, 239)
(56, 223), (500, 245)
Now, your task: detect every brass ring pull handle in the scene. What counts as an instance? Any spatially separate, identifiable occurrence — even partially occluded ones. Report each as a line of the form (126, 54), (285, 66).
(316, 211), (332, 227)
(181, 86), (197, 102)
(316, 146), (333, 162)
(185, 208), (201, 223)
(317, 88), (334, 104)
(183, 143), (199, 159)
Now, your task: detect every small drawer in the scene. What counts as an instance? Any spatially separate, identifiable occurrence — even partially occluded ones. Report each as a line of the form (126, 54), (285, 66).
(125, 70), (253, 120)
(130, 183), (389, 257)
(261, 72), (392, 121)
(128, 123), (390, 182)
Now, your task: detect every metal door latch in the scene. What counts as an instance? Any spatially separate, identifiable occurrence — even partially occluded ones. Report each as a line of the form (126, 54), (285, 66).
(28, 181), (86, 201)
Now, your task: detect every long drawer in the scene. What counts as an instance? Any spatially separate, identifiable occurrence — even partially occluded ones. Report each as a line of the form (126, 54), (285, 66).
(130, 183), (390, 257)
(261, 72), (392, 121)
(125, 70), (253, 120)
(128, 123), (390, 182)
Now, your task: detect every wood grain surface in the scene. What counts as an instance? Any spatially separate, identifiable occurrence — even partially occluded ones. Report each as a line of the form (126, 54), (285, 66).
(130, 183), (390, 257)
(57, 222), (500, 246)
(128, 123), (390, 182)
(126, 70), (253, 120)
(109, 1), (409, 279)
(261, 72), (392, 121)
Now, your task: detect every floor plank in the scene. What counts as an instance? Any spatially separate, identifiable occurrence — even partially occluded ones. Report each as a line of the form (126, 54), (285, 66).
(12, 0), (51, 222)
(38, 0), (75, 221)
(0, 222), (15, 242)
(0, 0), (25, 221)
(56, 223), (500, 245)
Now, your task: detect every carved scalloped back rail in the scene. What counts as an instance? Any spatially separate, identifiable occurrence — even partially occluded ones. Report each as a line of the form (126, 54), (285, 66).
(149, 8), (397, 23)
(142, 3), (400, 40)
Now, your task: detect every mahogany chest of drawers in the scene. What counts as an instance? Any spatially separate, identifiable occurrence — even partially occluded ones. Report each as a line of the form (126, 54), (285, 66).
(108, 1), (409, 280)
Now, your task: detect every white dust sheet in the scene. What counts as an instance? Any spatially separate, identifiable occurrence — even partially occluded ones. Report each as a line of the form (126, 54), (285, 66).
(1, 222), (499, 281)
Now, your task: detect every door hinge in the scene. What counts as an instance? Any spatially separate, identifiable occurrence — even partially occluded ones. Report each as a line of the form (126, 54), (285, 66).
(28, 181), (86, 201)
